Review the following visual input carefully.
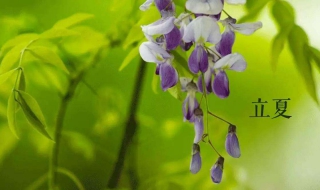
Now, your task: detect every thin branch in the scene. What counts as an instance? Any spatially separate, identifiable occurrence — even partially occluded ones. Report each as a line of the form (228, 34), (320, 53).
(107, 58), (147, 189)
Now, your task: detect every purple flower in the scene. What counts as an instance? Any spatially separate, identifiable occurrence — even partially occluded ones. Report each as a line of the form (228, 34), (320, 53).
(212, 53), (247, 98)
(183, 16), (221, 74)
(190, 143), (202, 174)
(225, 125), (240, 158)
(139, 42), (178, 91)
(165, 26), (182, 50)
(210, 156), (224, 183)
(193, 107), (204, 143)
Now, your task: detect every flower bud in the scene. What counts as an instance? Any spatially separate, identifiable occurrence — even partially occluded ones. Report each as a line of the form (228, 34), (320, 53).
(225, 124), (241, 158)
(190, 143), (202, 174)
(210, 156), (224, 183)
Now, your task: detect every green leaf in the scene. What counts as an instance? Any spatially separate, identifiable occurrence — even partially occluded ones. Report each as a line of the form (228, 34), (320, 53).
(270, 32), (287, 69)
(1, 33), (39, 54)
(7, 90), (19, 139)
(271, 0), (295, 30)
(40, 28), (78, 39)
(0, 69), (17, 86)
(168, 82), (183, 101)
(123, 25), (144, 49)
(309, 46), (320, 71)
(240, 0), (271, 22)
(0, 44), (24, 74)
(119, 45), (139, 71)
(152, 73), (159, 94)
(17, 90), (52, 140)
(53, 13), (94, 29)
(27, 46), (69, 74)
(288, 25), (318, 103)
(19, 70), (26, 91)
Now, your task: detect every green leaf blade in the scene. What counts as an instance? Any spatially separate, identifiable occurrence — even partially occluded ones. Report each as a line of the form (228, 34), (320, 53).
(17, 90), (52, 140)
(0, 69), (17, 86)
(119, 45), (139, 71)
(53, 13), (94, 29)
(7, 90), (19, 139)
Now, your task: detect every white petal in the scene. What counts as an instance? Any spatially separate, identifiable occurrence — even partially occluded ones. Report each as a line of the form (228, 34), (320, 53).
(186, 0), (223, 15)
(183, 16), (221, 44)
(230, 21), (262, 35)
(141, 17), (175, 36)
(139, 0), (154, 11)
(139, 42), (171, 63)
(214, 53), (247, 71)
(226, 0), (246, 5)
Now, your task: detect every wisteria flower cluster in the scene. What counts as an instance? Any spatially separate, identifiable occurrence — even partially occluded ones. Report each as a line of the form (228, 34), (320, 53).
(139, 0), (262, 184)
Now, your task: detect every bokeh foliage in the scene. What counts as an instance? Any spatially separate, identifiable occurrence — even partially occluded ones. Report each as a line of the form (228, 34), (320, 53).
(0, 0), (319, 190)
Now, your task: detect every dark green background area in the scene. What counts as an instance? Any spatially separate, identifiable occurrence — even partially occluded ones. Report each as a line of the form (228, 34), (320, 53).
(0, 0), (319, 190)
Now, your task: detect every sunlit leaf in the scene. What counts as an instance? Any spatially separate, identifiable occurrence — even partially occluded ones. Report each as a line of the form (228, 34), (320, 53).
(168, 82), (183, 101)
(40, 28), (78, 39)
(0, 69), (17, 86)
(270, 32), (287, 69)
(1, 33), (39, 53)
(53, 13), (94, 29)
(0, 126), (18, 164)
(288, 25), (318, 103)
(7, 90), (19, 139)
(27, 46), (69, 74)
(17, 90), (53, 140)
(123, 25), (144, 49)
(0, 44), (24, 74)
(119, 45), (139, 71)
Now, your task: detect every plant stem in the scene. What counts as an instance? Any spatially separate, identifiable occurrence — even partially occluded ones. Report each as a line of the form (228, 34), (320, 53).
(48, 75), (82, 190)
(107, 58), (147, 189)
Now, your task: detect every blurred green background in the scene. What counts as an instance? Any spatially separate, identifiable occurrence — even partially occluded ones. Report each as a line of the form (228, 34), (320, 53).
(0, 0), (319, 190)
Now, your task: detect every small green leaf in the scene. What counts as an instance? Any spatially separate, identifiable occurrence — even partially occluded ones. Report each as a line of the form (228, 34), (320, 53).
(119, 45), (139, 71)
(168, 82), (183, 101)
(123, 25), (144, 49)
(7, 90), (19, 139)
(40, 28), (78, 39)
(240, 0), (271, 22)
(271, 0), (295, 30)
(152, 73), (159, 94)
(270, 32), (287, 69)
(1, 33), (39, 53)
(288, 25), (318, 103)
(309, 46), (320, 71)
(53, 13), (94, 29)
(0, 69), (17, 85)
(19, 70), (26, 91)
(27, 46), (69, 74)
(17, 90), (52, 140)
(0, 44), (24, 74)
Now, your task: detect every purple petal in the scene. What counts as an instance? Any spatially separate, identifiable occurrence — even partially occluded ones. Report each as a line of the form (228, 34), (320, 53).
(213, 71), (229, 99)
(226, 133), (241, 158)
(215, 30), (235, 57)
(190, 144), (201, 174)
(155, 64), (160, 75)
(210, 157), (224, 183)
(188, 46), (208, 74)
(155, 0), (173, 12)
(225, 125), (240, 158)
(180, 41), (193, 51)
(183, 95), (199, 122)
(197, 69), (213, 93)
(165, 26), (181, 50)
(159, 62), (178, 91)
(193, 109), (204, 143)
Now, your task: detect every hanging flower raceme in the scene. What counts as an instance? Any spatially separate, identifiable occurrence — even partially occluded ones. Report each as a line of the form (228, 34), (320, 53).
(216, 17), (263, 56)
(210, 156), (224, 183)
(225, 124), (241, 158)
(181, 78), (199, 122)
(190, 143), (202, 174)
(139, 42), (178, 91)
(183, 16), (221, 74)
(212, 53), (247, 98)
